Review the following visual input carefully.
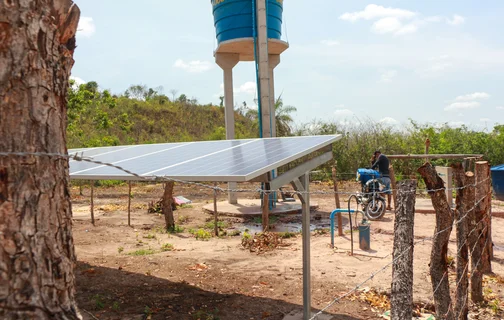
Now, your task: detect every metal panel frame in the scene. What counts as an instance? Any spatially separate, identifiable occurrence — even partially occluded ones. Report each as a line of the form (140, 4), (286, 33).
(69, 135), (341, 183)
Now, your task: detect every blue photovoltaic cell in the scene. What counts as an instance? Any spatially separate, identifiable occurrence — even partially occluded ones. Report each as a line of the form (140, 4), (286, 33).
(68, 135), (341, 182)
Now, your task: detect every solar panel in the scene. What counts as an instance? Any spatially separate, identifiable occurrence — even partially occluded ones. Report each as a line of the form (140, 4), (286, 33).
(68, 135), (341, 182)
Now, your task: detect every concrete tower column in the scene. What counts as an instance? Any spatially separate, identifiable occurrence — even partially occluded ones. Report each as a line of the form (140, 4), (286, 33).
(269, 54), (280, 137)
(256, 0), (272, 138)
(215, 53), (239, 204)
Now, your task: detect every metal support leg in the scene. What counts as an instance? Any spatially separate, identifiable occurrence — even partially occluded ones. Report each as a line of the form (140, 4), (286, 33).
(291, 173), (311, 320)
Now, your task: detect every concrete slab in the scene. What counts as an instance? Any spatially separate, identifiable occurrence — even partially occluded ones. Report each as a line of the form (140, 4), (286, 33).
(282, 311), (333, 320)
(412, 198), (504, 216)
(202, 199), (319, 217)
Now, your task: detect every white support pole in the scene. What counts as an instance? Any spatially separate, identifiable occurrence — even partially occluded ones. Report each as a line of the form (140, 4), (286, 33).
(269, 54), (280, 138)
(215, 53), (239, 204)
(301, 172), (311, 319)
(256, 0), (272, 138)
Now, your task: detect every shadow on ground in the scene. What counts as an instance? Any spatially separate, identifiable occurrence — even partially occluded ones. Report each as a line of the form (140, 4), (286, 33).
(76, 262), (365, 320)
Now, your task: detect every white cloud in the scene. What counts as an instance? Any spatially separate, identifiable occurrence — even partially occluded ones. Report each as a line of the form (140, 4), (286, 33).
(395, 23), (418, 35)
(447, 14), (465, 26)
(444, 101), (481, 111)
(497, 106), (504, 110)
(77, 17), (96, 37)
(217, 82), (256, 96)
(379, 70), (397, 83)
(334, 109), (353, 118)
(335, 104), (346, 109)
(371, 17), (402, 34)
(417, 55), (454, 77)
(236, 82), (256, 94)
(321, 40), (340, 46)
(455, 92), (490, 101)
(425, 16), (443, 23)
(173, 59), (213, 73)
(379, 117), (399, 125)
(480, 118), (491, 122)
(70, 76), (85, 86)
(339, 4), (416, 22)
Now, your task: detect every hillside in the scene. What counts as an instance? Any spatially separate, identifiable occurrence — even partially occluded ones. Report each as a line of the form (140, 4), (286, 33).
(67, 81), (504, 178)
(66, 81), (258, 148)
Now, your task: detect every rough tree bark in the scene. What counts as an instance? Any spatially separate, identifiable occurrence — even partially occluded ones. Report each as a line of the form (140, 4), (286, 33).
(162, 182), (175, 230)
(453, 164), (469, 320)
(0, 1), (81, 319)
(475, 161), (492, 275)
(390, 180), (417, 320)
(418, 163), (454, 320)
(463, 172), (484, 303)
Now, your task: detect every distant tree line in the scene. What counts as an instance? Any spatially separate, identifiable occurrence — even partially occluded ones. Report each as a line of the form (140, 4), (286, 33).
(67, 80), (503, 180)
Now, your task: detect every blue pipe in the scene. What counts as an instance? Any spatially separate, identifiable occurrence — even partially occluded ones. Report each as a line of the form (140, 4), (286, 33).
(330, 209), (355, 248)
(252, 0), (262, 138)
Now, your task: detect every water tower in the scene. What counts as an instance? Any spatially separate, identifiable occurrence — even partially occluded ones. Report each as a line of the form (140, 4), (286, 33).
(211, 0), (289, 203)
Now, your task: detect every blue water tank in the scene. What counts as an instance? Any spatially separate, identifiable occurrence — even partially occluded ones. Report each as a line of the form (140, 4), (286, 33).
(211, 0), (283, 44)
(491, 164), (504, 201)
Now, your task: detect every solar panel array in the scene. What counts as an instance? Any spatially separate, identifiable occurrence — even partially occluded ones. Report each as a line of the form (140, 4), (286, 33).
(68, 135), (340, 182)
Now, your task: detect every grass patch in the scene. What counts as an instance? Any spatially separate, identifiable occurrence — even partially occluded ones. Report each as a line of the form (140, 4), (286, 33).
(178, 215), (189, 224)
(168, 225), (185, 234)
(161, 243), (174, 252)
(278, 231), (297, 239)
(127, 249), (155, 256)
(242, 231), (252, 241)
(189, 228), (212, 241)
(143, 233), (156, 239)
(228, 230), (241, 237)
(92, 294), (105, 310)
(203, 220), (229, 230)
(180, 204), (193, 209)
(253, 215), (279, 225)
(117, 246), (124, 254)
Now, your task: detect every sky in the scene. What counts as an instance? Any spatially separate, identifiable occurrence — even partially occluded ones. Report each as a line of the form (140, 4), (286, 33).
(72, 0), (504, 130)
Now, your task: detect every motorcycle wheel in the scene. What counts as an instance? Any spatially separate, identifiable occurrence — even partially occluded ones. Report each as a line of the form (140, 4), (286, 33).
(364, 197), (386, 220)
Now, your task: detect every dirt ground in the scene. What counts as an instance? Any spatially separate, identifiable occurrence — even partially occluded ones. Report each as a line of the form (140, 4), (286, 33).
(72, 181), (504, 320)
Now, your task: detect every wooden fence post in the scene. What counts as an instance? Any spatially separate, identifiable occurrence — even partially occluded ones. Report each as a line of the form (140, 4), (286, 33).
(453, 164), (469, 320)
(389, 165), (398, 209)
(90, 183), (95, 225)
(214, 183), (219, 236)
(332, 165), (343, 236)
(418, 163), (454, 320)
(162, 182), (175, 230)
(475, 161), (492, 274)
(390, 180), (417, 320)
(464, 171), (484, 303)
(128, 181), (132, 227)
(262, 191), (269, 231)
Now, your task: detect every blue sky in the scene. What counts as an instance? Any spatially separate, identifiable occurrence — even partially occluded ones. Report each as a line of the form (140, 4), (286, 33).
(72, 0), (504, 130)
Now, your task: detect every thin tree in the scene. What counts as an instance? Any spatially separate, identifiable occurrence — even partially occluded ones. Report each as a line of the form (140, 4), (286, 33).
(0, 1), (81, 319)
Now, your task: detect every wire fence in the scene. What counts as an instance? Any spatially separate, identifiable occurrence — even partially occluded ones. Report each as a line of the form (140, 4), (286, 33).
(0, 151), (495, 319)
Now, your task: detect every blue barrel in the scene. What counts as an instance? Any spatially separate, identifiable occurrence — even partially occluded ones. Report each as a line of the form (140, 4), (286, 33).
(491, 164), (504, 201)
(356, 168), (381, 184)
(211, 0), (283, 44)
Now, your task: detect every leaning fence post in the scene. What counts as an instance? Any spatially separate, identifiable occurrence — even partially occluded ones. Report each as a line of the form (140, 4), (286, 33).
(390, 180), (416, 320)
(418, 163), (454, 320)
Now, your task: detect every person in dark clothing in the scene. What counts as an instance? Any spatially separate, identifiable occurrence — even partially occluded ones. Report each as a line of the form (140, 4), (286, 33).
(371, 150), (393, 210)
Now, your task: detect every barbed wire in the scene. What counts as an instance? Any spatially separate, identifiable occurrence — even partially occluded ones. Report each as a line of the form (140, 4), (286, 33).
(0, 151), (495, 319)
(0, 151), (492, 198)
(310, 191), (492, 319)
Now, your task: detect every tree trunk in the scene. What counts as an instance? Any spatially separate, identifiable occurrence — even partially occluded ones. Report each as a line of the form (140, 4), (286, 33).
(0, 1), (81, 319)
(162, 182), (175, 230)
(453, 164), (469, 320)
(475, 161), (492, 274)
(418, 163), (454, 320)
(391, 180), (417, 320)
